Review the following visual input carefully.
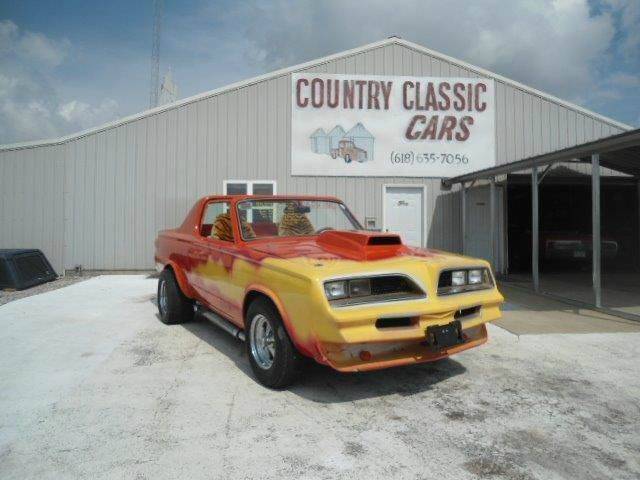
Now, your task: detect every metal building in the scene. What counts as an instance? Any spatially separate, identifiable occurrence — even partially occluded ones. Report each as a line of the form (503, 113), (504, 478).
(0, 37), (630, 284)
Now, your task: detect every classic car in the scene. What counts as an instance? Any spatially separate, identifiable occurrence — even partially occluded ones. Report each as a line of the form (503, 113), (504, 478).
(154, 195), (504, 388)
(330, 139), (368, 163)
(542, 232), (618, 263)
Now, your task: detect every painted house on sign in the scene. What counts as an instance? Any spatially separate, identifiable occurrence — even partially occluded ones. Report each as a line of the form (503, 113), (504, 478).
(327, 125), (346, 150)
(344, 122), (374, 160)
(310, 128), (330, 154)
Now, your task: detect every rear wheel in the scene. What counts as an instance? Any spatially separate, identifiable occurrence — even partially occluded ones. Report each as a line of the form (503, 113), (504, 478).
(157, 269), (194, 325)
(246, 298), (302, 388)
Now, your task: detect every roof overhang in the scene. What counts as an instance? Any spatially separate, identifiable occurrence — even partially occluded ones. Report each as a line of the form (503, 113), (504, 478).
(443, 128), (640, 186)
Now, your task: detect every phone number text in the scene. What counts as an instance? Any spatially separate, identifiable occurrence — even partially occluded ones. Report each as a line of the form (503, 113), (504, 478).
(390, 151), (470, 166)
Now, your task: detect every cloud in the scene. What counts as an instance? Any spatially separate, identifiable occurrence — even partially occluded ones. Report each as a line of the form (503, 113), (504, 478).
(0, 20), (19, 54)
(0, 19), (69, 66)
(0, 20), (119, 144)
(1, 0), (638, 144)
(607, 72), (640, 88)
(18, 31), (70, 67)
(58, 99), (119, 130)
(237, 0), (634, 115)
(604, 0), (640, 59)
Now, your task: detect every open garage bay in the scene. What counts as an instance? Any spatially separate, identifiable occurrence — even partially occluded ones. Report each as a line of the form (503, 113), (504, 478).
(1, 276), (639, 479)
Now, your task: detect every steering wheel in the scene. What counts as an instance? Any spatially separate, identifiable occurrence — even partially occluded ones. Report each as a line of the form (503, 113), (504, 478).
(316, 227), (334, 234)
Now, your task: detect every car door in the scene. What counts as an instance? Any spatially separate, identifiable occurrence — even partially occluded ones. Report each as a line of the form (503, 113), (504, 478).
(189, 201), (241, 321)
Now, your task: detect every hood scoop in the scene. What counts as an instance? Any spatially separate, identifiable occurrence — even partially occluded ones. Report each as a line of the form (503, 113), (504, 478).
(316, 230), (404, 260)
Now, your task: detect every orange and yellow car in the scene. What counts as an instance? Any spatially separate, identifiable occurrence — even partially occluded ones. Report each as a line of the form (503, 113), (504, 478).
(154, 195), (503, 388)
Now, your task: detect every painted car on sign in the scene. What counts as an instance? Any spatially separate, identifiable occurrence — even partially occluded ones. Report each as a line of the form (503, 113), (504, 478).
(330, 139), (368, 163)
(154, 195), (504, 388)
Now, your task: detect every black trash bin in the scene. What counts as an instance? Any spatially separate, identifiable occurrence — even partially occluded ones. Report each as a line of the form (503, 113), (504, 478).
(0, 249), (58, 290)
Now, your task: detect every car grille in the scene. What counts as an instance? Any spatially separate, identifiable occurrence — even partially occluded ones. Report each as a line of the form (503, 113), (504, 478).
(370, 275), (417, 295)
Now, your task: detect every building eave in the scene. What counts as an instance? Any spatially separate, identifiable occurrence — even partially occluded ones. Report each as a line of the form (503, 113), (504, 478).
(443, 127), (640, 186)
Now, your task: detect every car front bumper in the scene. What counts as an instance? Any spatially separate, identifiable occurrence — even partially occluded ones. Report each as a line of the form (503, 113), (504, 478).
(305, 288), (503, 372)
(318, 323), (488, 372)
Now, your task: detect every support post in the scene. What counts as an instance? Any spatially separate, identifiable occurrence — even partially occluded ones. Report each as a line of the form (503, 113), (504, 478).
(490, 177), (497, 273)
(637, 180), (640, 269)
(592, 153), (602, 308)
(461, 183), (466, 255)
(532, 167), (539, 292)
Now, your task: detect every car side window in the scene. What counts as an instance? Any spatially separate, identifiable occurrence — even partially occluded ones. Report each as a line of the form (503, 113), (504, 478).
(201, 202), (234, 242)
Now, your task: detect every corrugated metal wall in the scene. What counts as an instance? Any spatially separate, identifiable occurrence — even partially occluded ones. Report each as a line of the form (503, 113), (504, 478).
(0, 42), (626, 272)
(0, 144), (66, 274)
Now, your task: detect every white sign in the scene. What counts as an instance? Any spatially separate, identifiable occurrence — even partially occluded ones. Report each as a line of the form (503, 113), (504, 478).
(291, 73), (495, 178)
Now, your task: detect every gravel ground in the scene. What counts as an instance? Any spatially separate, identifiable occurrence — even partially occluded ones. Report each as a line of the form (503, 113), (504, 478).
(0, 271), (155, 306)
(0, 275), (638, 480)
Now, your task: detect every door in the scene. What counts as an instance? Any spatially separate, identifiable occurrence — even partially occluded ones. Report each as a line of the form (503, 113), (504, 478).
(465, 185), (504, 271)
(191, 200), (242, 322)
(384, 186), (424, 247)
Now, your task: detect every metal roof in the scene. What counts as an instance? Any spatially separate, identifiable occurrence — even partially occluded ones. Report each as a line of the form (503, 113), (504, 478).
(309, 128), (326, 137)
(344, 122), (374, 138)
(0, 37), (631, 152)
(443, 128), (640, 186)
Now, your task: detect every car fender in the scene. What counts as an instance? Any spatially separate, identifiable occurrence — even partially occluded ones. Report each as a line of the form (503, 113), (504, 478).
(243, 284), (321, 360)
(164, 260), (197, 299)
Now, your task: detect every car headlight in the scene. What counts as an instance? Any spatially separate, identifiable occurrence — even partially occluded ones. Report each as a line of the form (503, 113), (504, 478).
(468, 269), (483, 284)
(438, 268), (493, 295)
(324, 280), (348, 300)
(348, 278), (371, 297)
(324, 275), (425, 306)
(451, 270), (467, 286)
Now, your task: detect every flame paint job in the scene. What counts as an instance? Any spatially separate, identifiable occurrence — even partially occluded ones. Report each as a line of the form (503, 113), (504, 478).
(155, 195), (504, 371)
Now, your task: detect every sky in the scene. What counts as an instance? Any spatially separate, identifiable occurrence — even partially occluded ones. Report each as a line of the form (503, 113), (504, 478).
(0, 0), (638, 144)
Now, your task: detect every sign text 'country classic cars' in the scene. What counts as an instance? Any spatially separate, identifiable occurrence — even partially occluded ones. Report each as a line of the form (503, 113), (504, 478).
(291, 73), (496, 177)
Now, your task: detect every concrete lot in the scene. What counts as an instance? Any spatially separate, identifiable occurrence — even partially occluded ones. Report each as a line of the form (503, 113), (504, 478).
(496, 284), (640, 335)
(506, 272), (640, 317)
(1, 275), (639, 480)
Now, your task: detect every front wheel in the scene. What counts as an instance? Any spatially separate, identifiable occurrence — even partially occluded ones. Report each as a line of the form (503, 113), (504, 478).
(246, 298), (302, 388)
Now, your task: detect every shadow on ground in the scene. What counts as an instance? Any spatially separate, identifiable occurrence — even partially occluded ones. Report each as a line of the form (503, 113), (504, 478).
(180, 313), (466, 403)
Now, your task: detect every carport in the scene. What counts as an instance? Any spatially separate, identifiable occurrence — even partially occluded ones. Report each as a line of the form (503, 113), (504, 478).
(444, 128), (640, 320)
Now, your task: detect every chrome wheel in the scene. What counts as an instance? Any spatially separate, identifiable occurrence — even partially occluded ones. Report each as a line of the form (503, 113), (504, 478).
(250, 314), (275, 370)
(158, 279), (168, 315)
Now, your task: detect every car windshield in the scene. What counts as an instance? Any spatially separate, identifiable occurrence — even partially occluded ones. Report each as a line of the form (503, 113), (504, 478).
(236, 199), (362, 240)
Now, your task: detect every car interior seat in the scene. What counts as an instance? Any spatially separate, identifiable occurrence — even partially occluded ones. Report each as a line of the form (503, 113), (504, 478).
(212, 213), (234, 241)
(240, 219), (256, 240)
(278, 203), (315, 237)
(212, 212), (256, 241)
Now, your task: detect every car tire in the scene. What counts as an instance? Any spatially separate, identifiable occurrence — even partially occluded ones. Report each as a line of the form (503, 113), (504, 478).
(246, 297), (302, 389)
(157, 268), (194, 325)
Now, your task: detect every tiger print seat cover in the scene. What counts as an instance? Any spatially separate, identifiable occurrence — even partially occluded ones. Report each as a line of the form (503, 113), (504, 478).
(212, 213), (255, 241)
(278, 203), (315, 237)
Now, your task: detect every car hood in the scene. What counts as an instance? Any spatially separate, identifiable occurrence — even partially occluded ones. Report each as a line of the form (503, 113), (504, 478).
(249, 230), (418, 261)
(246, 230), (489, 281)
